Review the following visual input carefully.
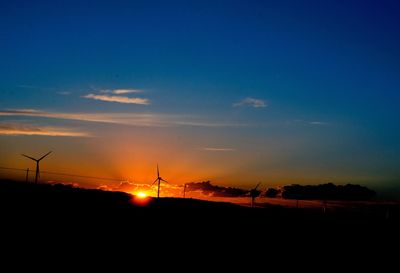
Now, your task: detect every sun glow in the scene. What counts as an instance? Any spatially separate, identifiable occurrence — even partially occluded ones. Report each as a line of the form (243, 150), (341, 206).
(132, 191), (151, 206)
(136, 192), (147, 198)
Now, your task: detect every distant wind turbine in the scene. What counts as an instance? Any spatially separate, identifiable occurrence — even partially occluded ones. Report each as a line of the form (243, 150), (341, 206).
(21, 151), (52, 184)
(249, 182), (262, 208)
(151, 164), (168, 198)
(183, 183), (187, 198)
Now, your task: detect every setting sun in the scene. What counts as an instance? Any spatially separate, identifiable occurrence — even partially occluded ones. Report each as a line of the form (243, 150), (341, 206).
(136, 192), (147, 198)
(132, 191), (151, 206)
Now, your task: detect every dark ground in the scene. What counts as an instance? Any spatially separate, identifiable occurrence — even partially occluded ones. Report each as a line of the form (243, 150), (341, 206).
(1, 179), (399, 224)
(1, 179), (399, 264)
(1, 179), (399, 243)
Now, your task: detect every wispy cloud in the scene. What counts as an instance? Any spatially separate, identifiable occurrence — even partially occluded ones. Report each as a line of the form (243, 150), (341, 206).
(9, 109), (41, 113)
(57, 91), (71, 96)
(293, 120), (329, 126)
(17, 84), (54, 90)
(233, 97), (267, 108)
(83, 93), (150, 105)
(0, 122), (89, 137)
(17, 85), (37, 89)
(203, 147), (236, 152)
(0, 109), (247, 128)
(309, 121), (328, 125)
(100, 89), (143, 95)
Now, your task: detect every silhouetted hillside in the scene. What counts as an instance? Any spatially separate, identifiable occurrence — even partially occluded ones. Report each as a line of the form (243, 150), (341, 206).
(0, 180), (244, 212)
(1, 180), (398, 229)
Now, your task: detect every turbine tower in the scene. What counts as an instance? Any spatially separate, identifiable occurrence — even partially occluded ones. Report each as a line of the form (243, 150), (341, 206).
(183, 183), (187, 198)
(151, 164), (168, 198)
(249, 182), (261, 208)
(21, 151), (52, 184)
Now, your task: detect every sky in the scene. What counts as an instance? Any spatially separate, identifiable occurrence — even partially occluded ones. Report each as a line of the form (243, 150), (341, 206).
(0, 0), (399, 194)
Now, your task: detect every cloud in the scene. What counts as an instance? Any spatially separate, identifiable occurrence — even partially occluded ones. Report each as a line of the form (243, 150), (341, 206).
(0, 109), (247, 128)
(17, 85), (38, 89)
(83, 93), (150, 105)
(97, 185), (112, 191)
(233, 97), (267, 108)
(293, 120), (329, 126)
(100, 89), (143, 95)
(185, 181), (249, 197)
(0, 122), (90, 137)
(101, 181), (252, 199)
(203, 147), (236, 152)
(17, 84), (54, 90)
(110, 181), (153, 193)
(57, 91), (71, 96)
(309, 121), (328, 125)
(9, 109), (41, 113)
(17, 84), (43, 89)
(99, 181), (182, 197)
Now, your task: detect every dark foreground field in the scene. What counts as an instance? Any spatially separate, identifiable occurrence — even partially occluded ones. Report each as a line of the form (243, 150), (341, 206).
(1, 179), (399, 225)
(1, 179), (400, 257)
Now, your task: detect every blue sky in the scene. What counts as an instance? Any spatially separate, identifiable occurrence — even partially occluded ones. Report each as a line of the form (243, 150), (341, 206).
(0, 0), (399, 190)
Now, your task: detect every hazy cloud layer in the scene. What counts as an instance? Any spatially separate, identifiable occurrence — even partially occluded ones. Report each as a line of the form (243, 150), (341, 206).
(293, 120), (329, 126)
(100, 89), (143, 95)
(0, 109), (246, 128)
(0, 122), (89, 137)
(108, 181), (153, 193)
(233, 97), (267, 108)
(309, 121), (328, 125)
(99, 181), (182, 197)
(57, 91), (71, 95)
(17, 84), (54, 90)
(83, 93), (150, 105)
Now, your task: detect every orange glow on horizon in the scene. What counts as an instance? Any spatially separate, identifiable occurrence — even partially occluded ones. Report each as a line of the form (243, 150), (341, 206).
(131, 191), (151, 206)
(136, 191), (147, 198)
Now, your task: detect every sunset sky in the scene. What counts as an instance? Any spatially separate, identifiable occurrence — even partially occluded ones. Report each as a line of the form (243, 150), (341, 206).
(1, 0), (399, 193)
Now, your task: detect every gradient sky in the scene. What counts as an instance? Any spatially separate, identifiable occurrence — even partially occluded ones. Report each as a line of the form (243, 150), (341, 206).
(1, 0), (399, 192)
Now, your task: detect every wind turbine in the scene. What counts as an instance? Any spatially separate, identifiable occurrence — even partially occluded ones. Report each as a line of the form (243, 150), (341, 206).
(21, 151), (52, 184)
(249, 182), (261, 208)
(183, 183), (187, 198)
(151, 164), (168, 198)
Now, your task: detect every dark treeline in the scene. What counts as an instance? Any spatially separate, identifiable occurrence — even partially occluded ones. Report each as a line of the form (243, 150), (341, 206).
(186, 181), (376, 201)
(279, 183), (375, 201)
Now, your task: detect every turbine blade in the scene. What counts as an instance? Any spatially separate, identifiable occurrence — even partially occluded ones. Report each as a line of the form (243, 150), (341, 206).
(254, 182), (261, 190)
(160, 178), (169, 184)
(38, 151), (52, 161)
(157, 164), (160, 178)
(22, 154), (37, 161)
(151, 178), (158, 186)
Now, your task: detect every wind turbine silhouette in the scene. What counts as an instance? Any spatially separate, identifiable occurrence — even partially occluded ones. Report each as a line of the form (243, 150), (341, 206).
(151, 164), (168, 198)
(21, 151), (52, 184)
(183, 183), (187, 198)
(249, 182), (261, 208)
